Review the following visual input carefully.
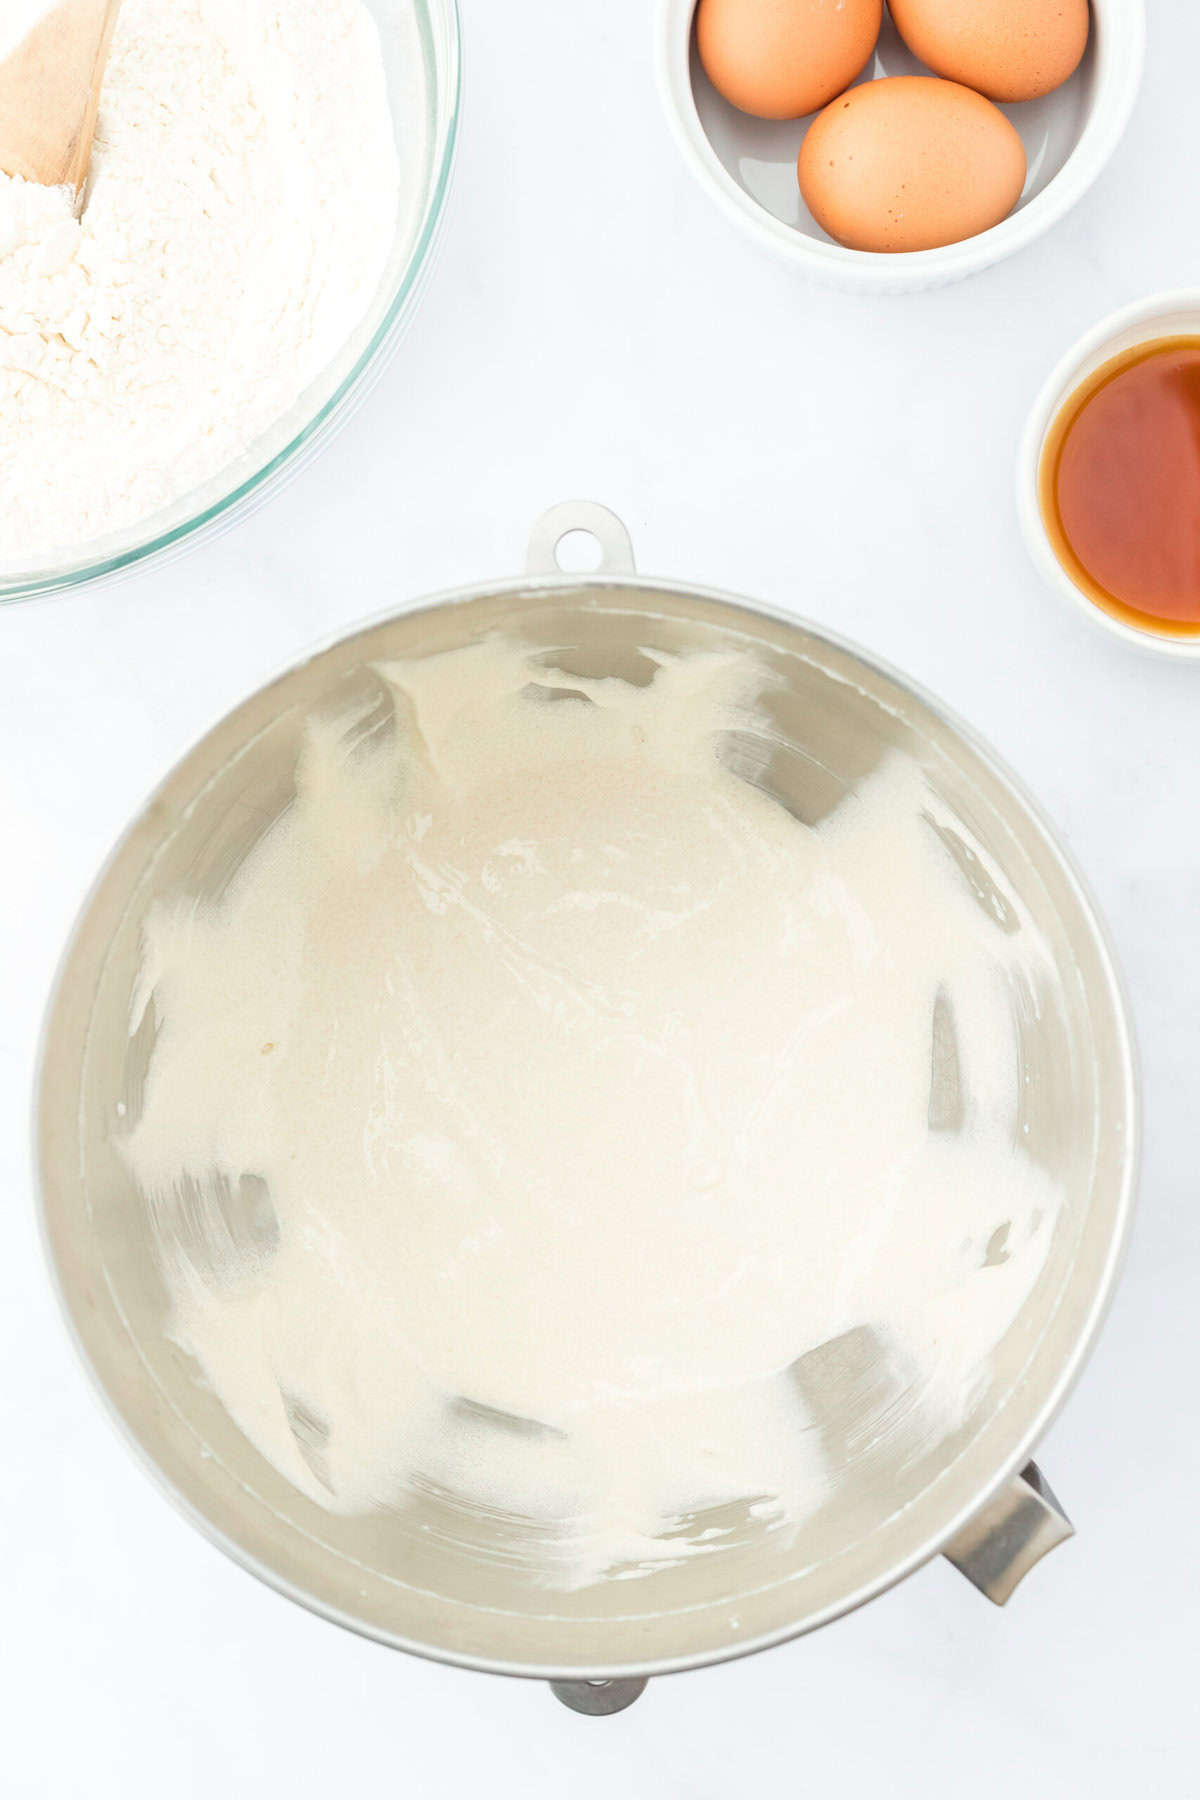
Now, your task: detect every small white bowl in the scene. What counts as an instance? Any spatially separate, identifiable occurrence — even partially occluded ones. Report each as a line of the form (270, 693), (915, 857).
(657, 0), (1145, 294)
(1018, 291), (1200, 658)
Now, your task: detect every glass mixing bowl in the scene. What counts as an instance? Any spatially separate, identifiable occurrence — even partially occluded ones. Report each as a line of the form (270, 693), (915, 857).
(0, 0), (461, 605)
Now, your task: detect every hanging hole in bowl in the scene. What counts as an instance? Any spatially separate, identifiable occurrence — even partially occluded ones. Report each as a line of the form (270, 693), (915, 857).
(554, 528), (605, 573)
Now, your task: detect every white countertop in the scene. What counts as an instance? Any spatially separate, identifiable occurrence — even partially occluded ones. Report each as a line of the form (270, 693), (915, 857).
(2, 2), (1196, 1793)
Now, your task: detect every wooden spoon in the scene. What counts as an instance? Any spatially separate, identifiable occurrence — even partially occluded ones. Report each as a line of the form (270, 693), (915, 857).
(0, 0), (121, 198)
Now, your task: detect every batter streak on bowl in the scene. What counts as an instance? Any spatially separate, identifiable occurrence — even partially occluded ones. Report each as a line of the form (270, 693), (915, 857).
(123, 639), (1061, 1588)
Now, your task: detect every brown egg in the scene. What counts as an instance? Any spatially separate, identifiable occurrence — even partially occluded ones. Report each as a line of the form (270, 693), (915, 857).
(888, 0), (1090, 103)
(696, 0), (883, 121)
(798, 77), (1026, 252)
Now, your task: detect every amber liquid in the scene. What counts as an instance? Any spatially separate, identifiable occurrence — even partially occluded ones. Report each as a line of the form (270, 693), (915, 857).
(1039, 335), (1200, 639)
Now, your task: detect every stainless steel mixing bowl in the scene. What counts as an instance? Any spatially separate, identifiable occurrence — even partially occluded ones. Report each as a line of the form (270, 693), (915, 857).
(37, 503), (1138, 1713)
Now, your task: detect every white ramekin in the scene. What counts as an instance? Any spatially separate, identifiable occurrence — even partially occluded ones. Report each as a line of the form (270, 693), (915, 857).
(657, 0), (1145, 294)
(1018, 291), (1200, 659)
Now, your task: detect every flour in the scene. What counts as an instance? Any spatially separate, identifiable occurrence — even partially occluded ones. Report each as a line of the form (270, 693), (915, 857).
(0, 0), (414, 564)
(125, 641), (1061, 1588)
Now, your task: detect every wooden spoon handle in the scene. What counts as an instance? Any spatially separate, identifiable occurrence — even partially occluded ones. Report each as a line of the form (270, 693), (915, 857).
(0, 0), (122, 194)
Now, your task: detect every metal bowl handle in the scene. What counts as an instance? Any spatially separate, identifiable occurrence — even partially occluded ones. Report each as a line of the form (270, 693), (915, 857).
(942, 1461), (1074, 1605)
(526, 501), (637, 578)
